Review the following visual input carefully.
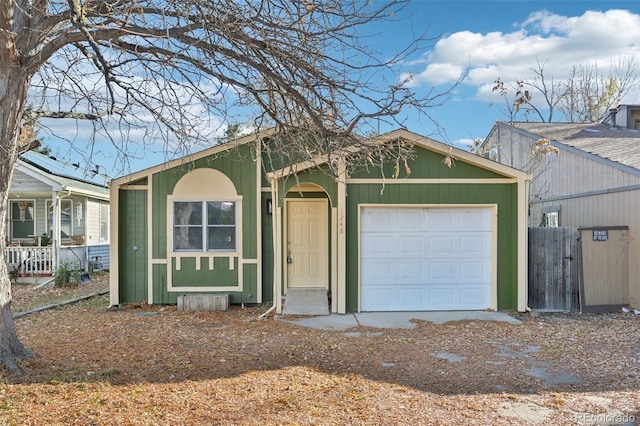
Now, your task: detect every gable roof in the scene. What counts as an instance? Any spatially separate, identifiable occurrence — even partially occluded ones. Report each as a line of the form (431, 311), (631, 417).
(268, 128), (531, 181)
(115, 127), (531, 186)
(14, 151), (110, 199)
(497, 121), (640, 173)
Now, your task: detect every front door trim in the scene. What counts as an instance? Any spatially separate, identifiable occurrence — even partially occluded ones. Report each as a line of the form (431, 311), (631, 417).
(284, 198), (329, 292)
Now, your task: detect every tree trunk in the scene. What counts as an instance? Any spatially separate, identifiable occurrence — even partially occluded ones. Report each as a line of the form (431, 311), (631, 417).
(0, 59), (35, 373)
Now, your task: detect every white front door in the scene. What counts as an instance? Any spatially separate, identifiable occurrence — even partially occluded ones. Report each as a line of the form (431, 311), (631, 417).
(286, 200), (328, 288)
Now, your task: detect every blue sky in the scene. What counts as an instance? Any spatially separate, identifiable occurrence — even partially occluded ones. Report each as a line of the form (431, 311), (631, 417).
(36, 1), (640, 176)
(373, 0), (640, 148)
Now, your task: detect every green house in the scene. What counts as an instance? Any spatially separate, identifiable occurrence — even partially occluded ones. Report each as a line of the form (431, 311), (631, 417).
(109, 129), (530, 313)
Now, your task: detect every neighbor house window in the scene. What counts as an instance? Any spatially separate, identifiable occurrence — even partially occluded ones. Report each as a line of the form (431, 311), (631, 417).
(10, 200), (35, 239)
(47, 200), (73, 238)
(99, 202), (109, 242)
(541, 205), (561, 227)
(173, 201), (236, 251)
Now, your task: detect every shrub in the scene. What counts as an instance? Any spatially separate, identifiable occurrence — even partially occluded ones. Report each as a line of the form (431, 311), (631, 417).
(54, 263), (81, 288)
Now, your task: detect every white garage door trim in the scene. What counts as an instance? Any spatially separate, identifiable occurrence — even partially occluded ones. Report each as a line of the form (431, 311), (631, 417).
(359, 205), (497, 312)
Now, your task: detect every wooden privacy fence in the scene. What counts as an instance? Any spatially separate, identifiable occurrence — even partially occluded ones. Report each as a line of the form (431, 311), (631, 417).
(528, 227), (579, 312)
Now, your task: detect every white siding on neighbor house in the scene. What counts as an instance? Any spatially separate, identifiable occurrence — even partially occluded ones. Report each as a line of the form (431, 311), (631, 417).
(488, 125), (640, 307)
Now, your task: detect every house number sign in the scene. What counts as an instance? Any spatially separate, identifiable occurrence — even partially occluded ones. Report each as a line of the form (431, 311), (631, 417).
(592, 230), (608, 242)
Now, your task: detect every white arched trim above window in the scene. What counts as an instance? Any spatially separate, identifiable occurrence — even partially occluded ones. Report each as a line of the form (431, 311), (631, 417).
(172, 168), (237, 199)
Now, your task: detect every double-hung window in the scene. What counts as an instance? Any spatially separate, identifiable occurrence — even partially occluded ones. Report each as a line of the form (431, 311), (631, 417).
(10, 200), (35, 239)
(173, 201), (237, 252)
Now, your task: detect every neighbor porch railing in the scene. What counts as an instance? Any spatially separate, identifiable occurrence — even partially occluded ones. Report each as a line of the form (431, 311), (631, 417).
(6, 246), (54, 276)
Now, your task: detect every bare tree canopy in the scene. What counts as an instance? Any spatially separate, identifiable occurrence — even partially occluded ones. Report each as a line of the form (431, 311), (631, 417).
(490, 57), (640, 123)
(0, 0), (454, 372)
(20, 0), (454, 174)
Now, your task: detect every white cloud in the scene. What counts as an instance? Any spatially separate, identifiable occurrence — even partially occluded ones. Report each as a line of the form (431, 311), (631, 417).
(406, 8), (640, 96)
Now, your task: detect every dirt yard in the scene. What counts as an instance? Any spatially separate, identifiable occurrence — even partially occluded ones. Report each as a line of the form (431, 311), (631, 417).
(2, 276), (640, 425)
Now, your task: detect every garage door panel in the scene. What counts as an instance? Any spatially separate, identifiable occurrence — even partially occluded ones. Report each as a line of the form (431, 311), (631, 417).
(363, 208), (424, 232)
(398, 236), (424, 254)
(398, 288), (425, 308)
(361, 207), (493, 311)
(398, 261), (423, 281)
(428, 262), (455, 281)
(459, 209), (491, 229)
(397, 209), (423, 228)
(361, 288), (398, 310)
(361, 260), (396, 282)
(429, 287), (456, 307)
(426, 209), (454, 228)
(427, 235), (455, 255)
(363, 233), (429, 258)
(460, 234), (491, 255)
(459, 261), (491, 282)
(460, 287), (490, 307)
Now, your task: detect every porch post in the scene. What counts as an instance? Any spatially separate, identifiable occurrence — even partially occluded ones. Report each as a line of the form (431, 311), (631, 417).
(337, 160), (347, 314)
(270, 177), (283, 314)
(51, 192), (59, 270)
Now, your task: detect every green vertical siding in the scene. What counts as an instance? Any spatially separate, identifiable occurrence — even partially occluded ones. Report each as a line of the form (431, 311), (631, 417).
(261, 192), (274, 302)
(145, 143), (259, 303)
(171, 257), (238, 287)
(349, 146), (504, 179)
(345, 181), (520, 312)
(152, 264), (171, 303)
(118, 189), (148, 303)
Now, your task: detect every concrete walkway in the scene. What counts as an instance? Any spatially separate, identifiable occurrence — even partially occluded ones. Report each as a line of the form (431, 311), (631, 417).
(276, 311), (521, 331)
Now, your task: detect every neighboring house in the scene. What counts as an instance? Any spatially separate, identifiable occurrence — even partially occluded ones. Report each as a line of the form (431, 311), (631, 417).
(110, 128), (530, 313)
(484, 104), (640, 309)
(7, 151), (110, 282)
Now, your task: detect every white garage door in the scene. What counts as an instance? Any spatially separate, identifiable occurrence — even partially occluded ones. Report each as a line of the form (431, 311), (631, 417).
(360, 207), (493, 311)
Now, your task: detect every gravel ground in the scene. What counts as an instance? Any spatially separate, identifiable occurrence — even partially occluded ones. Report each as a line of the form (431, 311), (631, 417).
(2, 278), (640, 425)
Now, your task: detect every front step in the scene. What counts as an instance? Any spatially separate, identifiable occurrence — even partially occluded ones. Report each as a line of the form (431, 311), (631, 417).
(282, 288), (329, 316)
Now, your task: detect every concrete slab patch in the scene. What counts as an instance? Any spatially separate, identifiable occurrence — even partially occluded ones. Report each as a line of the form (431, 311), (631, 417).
(581, 395), (612, 406)
(433, 352), (466, 362)
(499, 401), (553, 424)
(525, 365), (582, 386)
(131, 312), (159, 317)
(276, 313), (358, 331)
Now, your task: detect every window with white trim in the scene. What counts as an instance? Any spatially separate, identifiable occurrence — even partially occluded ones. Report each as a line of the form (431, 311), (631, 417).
(541, 205), (561, 227)
(173, 201), (237, 251)
(10, 200), (35, 239)
(99, 201), (109, 242)
(47, 199), (73, 238)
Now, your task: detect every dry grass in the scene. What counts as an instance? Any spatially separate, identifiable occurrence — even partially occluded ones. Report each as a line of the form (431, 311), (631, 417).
(2, 277), (640, 425)
(11, 272), (109, 313)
